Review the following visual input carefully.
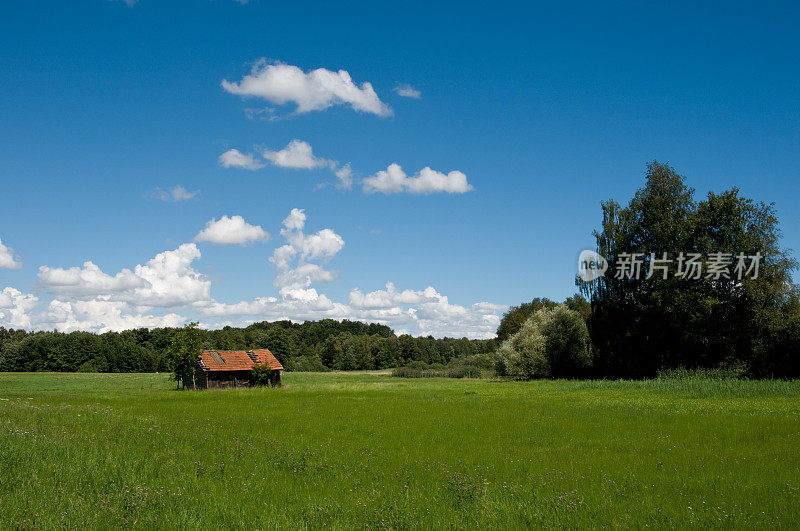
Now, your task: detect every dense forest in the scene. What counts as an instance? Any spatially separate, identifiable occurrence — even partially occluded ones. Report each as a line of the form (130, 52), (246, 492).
(0, 319), (496, 373)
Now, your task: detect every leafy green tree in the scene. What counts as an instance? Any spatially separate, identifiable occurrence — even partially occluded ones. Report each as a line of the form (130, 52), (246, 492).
(498, 305), (591, 379)
(498, 314), (550, 380)
(539, 305), (592, 377)
(262, 326), (297, 366)
(168, 323), (204, 388)
(580, 161), (798, 377)
(496, 298), (558, 342)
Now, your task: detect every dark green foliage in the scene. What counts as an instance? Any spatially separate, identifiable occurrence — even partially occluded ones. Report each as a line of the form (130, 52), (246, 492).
(0, 327), (173, 373)
(392, 355), (486, 378)
(0, 320), (495, 373)
(579, 161), (800, 378)
(285, 355), (329, 372)
(168, 323), (204, 386)
(540, 305), (593, 378)
(252, 363), (281, 386)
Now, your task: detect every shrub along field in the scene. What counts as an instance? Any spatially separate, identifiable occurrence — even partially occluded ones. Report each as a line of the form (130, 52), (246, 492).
(1, 373), (798, 528)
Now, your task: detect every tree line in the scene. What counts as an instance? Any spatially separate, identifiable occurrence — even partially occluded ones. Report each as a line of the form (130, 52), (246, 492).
(0, 319), (496, 373)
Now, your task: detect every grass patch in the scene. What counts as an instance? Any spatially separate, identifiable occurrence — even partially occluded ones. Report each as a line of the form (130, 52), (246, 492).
(1, 372), (799, 528)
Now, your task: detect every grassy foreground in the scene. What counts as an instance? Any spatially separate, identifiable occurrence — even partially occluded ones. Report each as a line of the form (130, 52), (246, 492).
(1, 373), (799, 529)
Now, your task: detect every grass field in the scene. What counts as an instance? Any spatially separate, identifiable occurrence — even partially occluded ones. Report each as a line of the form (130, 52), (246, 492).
(1, 373), (799, 529)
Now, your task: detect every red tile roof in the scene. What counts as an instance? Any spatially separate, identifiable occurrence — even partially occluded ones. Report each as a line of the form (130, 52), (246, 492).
(251, 349), (284, 370)
(198, 349), (283, 372)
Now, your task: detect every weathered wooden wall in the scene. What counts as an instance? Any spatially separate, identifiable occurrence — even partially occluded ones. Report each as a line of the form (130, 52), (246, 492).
(206, 370), (253, 389)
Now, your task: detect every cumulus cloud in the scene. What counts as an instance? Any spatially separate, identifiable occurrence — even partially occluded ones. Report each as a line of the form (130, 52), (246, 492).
(362, 163), (474, 195)
(38, 262), (146, 298)
(222, 60), (392, 117)
(150, 185), (199, 202)
(0, 287), (38, 329)
(1, 244), (211, 332)
(269, 208), (344, 298)
(263, 140), (331, 170)
(394, 83), (421, 99)
(41, 300), (185, 333)
(0, 238), (23, 270)
(219, 149), (266, 170)
(194, 215), (271, 246)
(132, 244), (211, 307)
(38, 243), (211, 308)
(348, 282), (439, 309)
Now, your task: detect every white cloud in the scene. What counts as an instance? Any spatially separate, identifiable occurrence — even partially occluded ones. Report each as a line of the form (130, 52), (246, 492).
(362, 163), (474, 195)
(219, 148), (266, 170)
(263, 140), (331, 170)
(220, 141), (353, 191)
(346, 282), (504, 339)
(281, 207), (306, 231)
(38, 243), (211, 308)
(196, 293), (350, 322)
(274, 263), (337, 293)
(394, 83), (421, 99)
(222, 60), (392, 117)
(194, 215), (271, 246)
(348, 282), (439, 309)
(334, 163), (354, 190)
(150, 185), (199, 202)
(41, 300), (185, 333)
(132, 244), (211, 307)
(38, 262), (146, 298)
(0, 238), (23, 270)
(6, 244), (210, 332)
(413, 298), (504, 339)
(0, 287), (38, 329)
(269, 208), (344, 298)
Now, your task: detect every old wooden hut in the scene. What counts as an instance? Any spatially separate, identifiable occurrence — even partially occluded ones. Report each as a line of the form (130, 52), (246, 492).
(182, 349), (283, 389)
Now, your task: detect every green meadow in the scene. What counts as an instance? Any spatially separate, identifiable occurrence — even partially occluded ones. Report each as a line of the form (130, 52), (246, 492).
(1, 373), (799, 529)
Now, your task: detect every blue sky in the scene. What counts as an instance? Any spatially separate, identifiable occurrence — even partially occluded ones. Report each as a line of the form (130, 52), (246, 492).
(1, 1), (798, 337)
